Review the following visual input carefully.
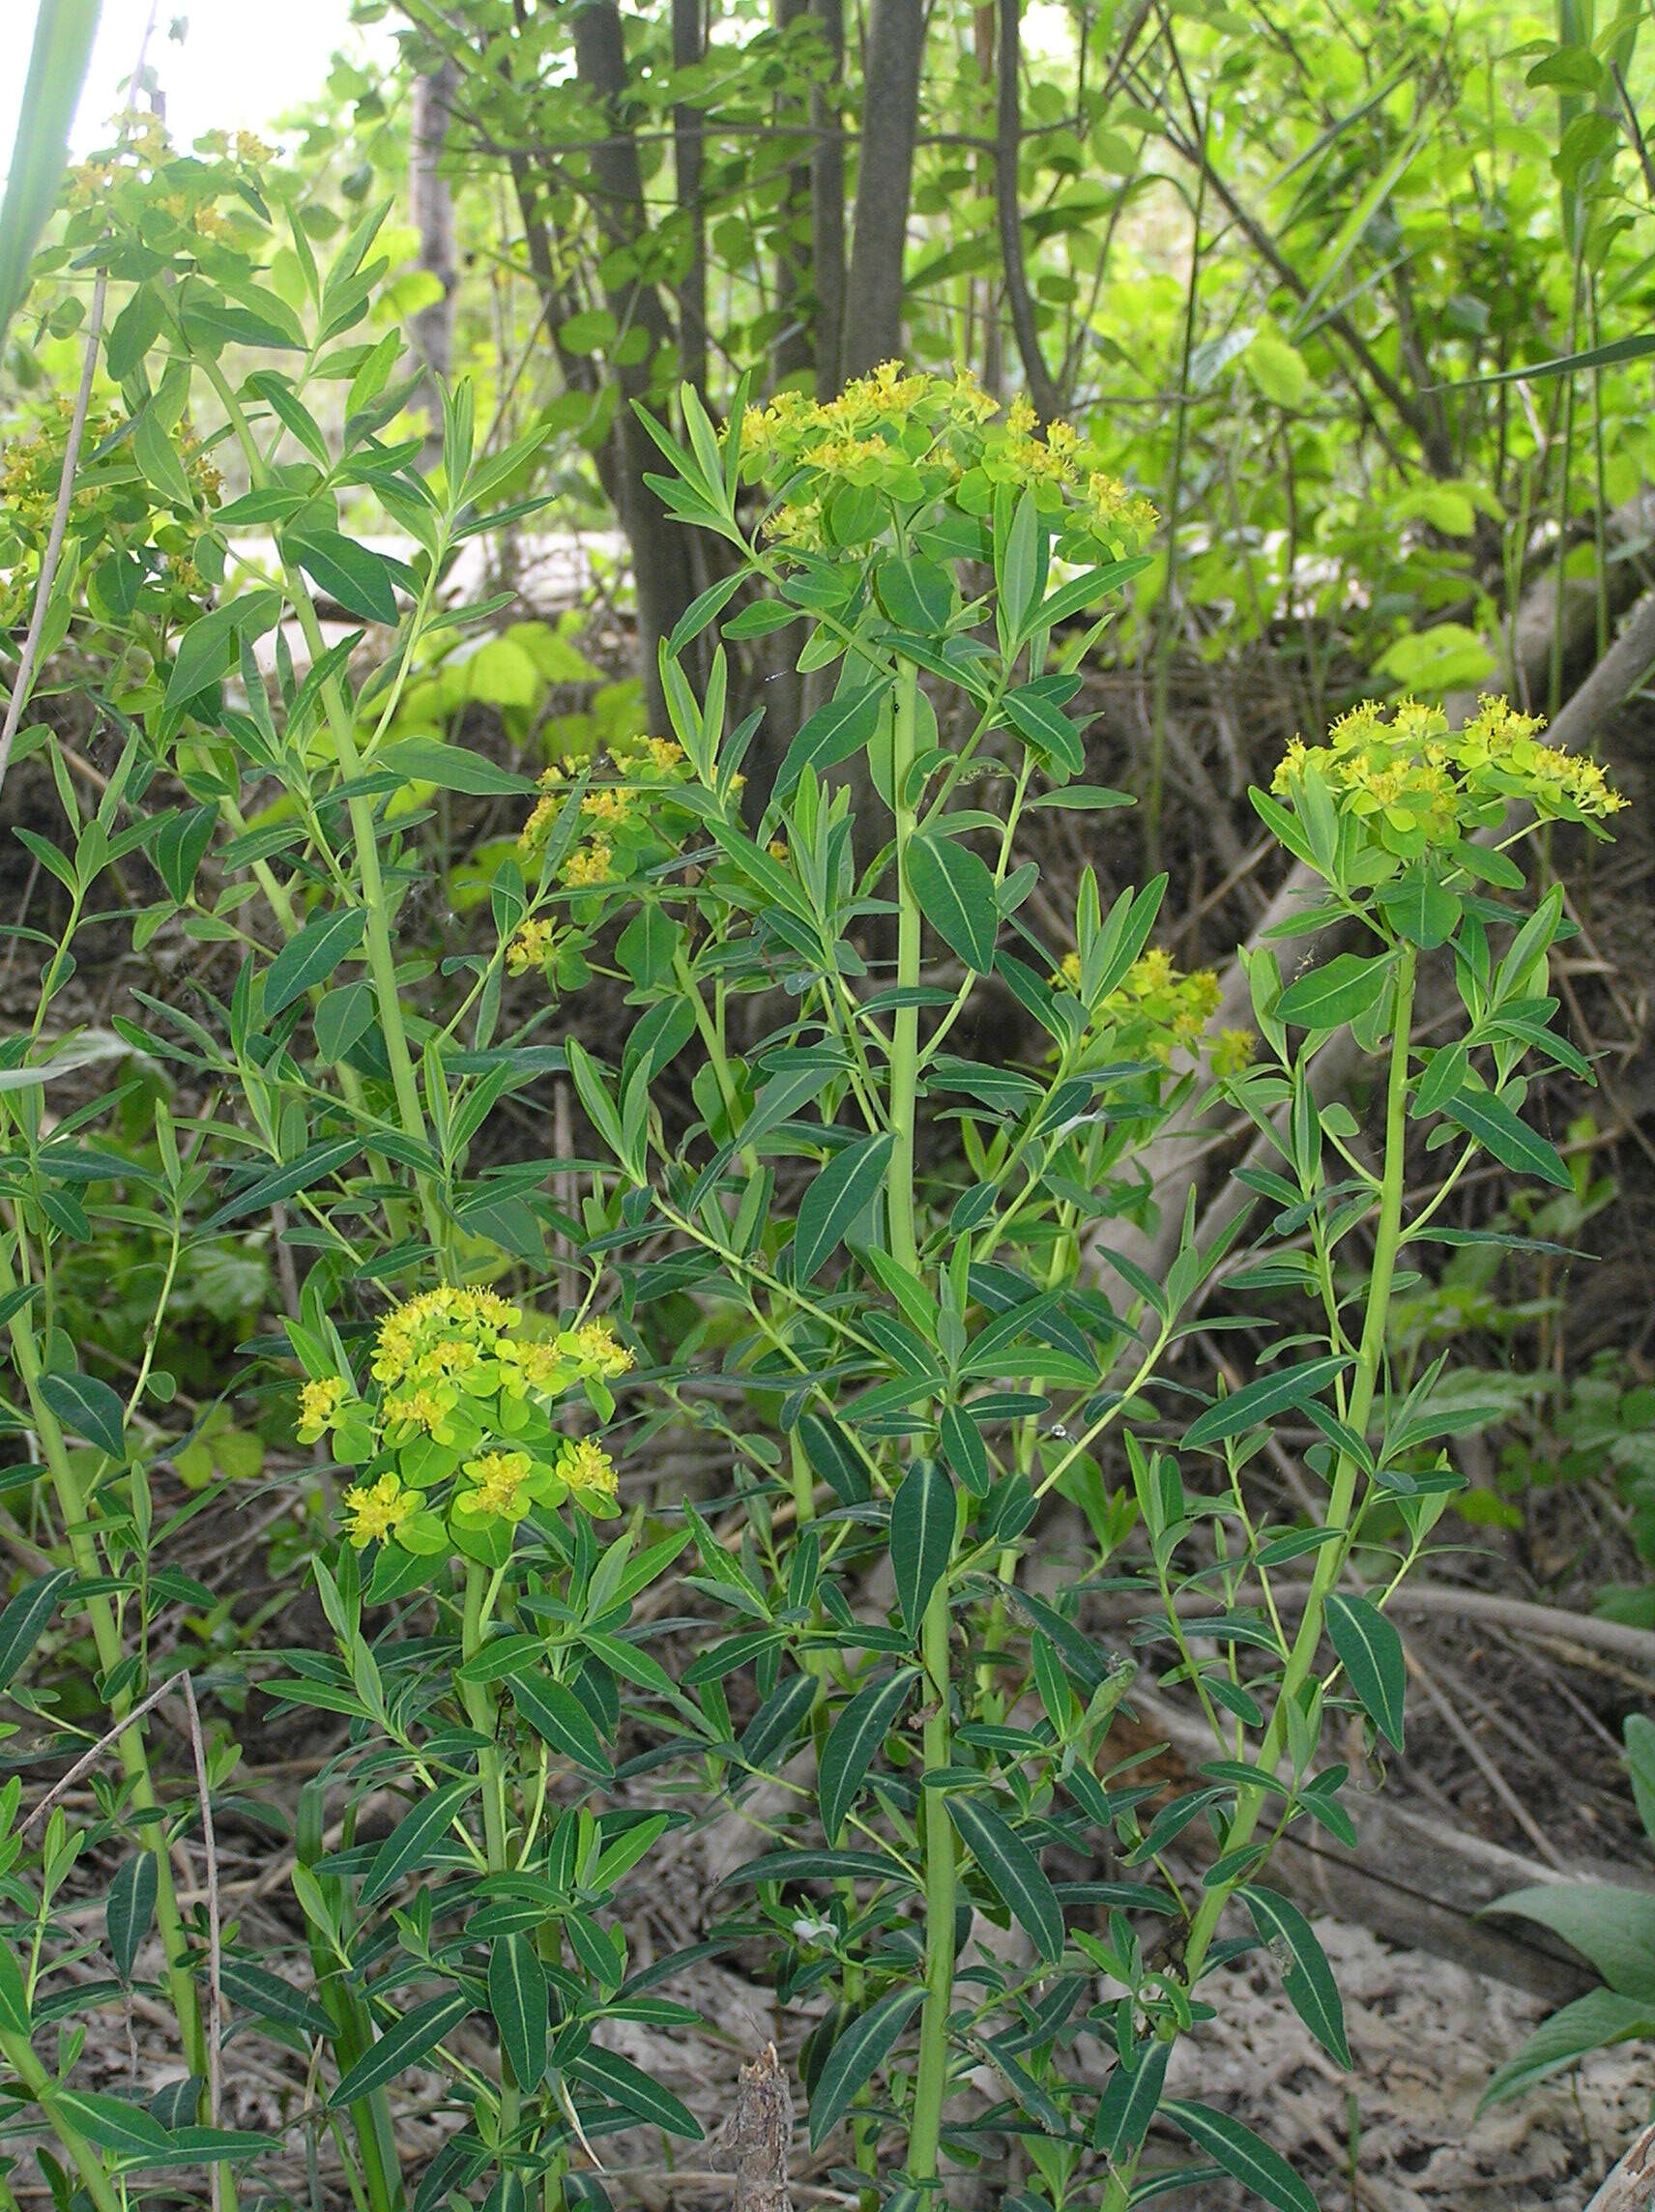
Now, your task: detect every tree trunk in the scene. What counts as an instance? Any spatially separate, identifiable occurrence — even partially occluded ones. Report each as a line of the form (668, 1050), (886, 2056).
(810, 0), (846, 396)
(995, 0), (1059, 418)
(771, 0), (816, 388)
(673, 0), (709, 398)
(571, 0), (702, 724)
(839, 0), (927, 378)
(409, 61), (460, 455)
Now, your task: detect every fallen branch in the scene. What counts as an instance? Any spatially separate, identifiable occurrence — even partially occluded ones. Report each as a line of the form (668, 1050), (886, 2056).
(1588, 2123), (1655, 2212)
(731, 2044), (794, 2212)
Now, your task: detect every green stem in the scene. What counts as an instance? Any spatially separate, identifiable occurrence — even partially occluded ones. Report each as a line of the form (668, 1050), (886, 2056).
(0, 2027), (125, 2212)
(1181, 944), (1417, 1988)
(460, 1564), (520, 2148)
(0, 1242), (207, 2088)
(908, 1582), (956, 2184)
(887, 660), (922, 1276)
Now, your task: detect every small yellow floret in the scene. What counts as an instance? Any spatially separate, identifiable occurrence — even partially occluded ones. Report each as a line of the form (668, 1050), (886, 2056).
(343, 1473), (415, 1548)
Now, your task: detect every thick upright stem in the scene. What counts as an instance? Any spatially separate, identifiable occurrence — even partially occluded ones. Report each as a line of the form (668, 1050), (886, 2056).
(1181, 945), (1417, 1988)
(884, 655), (954, 2179)
(887, 661), (922, 1274)
(908, 1582), (956, 2181)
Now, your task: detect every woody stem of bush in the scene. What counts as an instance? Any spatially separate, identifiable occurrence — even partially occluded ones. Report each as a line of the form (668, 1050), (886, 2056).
(1179, 942), (1418, 1992)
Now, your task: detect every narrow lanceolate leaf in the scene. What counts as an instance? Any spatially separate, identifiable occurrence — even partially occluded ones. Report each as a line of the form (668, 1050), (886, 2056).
(39, 1373), (127, 1461)
(1182, 1356), (1351, 1451)
(360, 1779), (478, 1907)
(0, 1565), (73, 1690)
(807, 1988), (926, 2148)
(1162, 2100), (1320, 2212)
(0, 1944), (31, 2035)
(507, 1670), (614, 1780)
(773, 681), (888, 798)
(202, 1137), (363, 1232)
(1323, 1593), (1406, 1751)
(1238, 1886), (1351, 2067)
(1092, 2036), (1172, 2157)
(889, 1461), (955, 1637)
(1442, 1090), (1572, 1189)
(106, 1853), (159, 1984)
(488, 1935), (548, 2092)
(794, 1131), (895, 1282)
(947, 1794), (1065, 1964)
(907, 833), (1000, 975)
(567, 2046), (703, 2139)
(1273, 951), (1392, 1030)
(263, 906), (367, 1018)
(330, 1990), (476, 2106)
(819, 1669), (918, 1844)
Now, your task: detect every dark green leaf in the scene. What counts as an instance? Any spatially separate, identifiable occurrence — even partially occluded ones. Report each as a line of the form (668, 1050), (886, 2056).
(1093, 2037), (1172, 2156)
(106, 1853), (158, 1984)
(286, 530), (401, 625)
(819, 1670), (917, 1844)
(488, 1935), (547, 2091)
(1323, 1593), (1406, 1751)
(1274, 952), (1392, 1030)
(360, 1780), (477, 1908)
(1162, 2100), (1319, 2212)
(0, 1566), (73, 1691)
(264, 907), (367, 1018)
(773, 683), (889, 799)
(948, 1793), (1065, 1964)
(508, 1669), (615, 1780)
(162, 591), (284, 713)
(806, 1988), (925, 2147)
(1442, 1091), (1572, 1189)
(40, 1372), (127, 1459)
(381, 738), (537, 796)
(330, 1990), (476, 2105)
(890, 1460), (955, 1636)
(1182, 1356), (1351, 1451)
(1239, 1886), (1350, 2066)
(567, 2046), (702, 2139)
(794, 1132), (894, 1282)
(909, 833), (999, 975)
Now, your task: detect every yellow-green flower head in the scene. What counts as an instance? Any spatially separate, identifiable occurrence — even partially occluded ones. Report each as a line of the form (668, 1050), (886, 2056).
(1054, 945), (1223, 1065)
(736, 362), (1158, 559)
(562, 838), (613, 888)
(1272, 695), (1626, 859)
(507, 917), (558, 975)
(343, 1472), (416, 1549)
(559, 1437), (619, 1517)
(372, 1285), (521, 1388)
(297, 1375), (348, 1443)
(568, 1319), (634, 1380)
(453, 1449), (537, 1524)
(1211, 1028), (1256, 1078)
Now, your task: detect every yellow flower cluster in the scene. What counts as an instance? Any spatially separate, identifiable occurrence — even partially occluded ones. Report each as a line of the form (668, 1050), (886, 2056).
(297, 1374), (349, 1443)
(373, 1284), (520, 1390)
(518, 735), (692, 892)
(342, 1472), (416, 1548)
(559, 1436), (619, 1512)
(1054, 945), (1233, 1066)
(1272, 695), (1626, 859)
(300, 1290), (633, 1557)
(507, 917), (559, 975)
(739, 364), (1158, 557)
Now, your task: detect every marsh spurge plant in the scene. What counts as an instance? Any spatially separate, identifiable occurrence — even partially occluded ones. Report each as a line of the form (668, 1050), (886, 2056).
(0, 199), (1623, 2212)
(476, 371), (1621, 2209)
